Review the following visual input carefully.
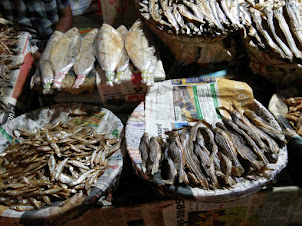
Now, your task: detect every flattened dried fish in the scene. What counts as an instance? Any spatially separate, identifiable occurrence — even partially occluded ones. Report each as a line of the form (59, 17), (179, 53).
(180, 129), (209, 189)
(149, 136), (162, 175)
(249, 7), (287, 59)
(125, 20), (157, 86)
(213, 125), (245, 177)
(73, 28), (98, 88)
(114, 25), (130, 84)
(39, 31), (64, 94)
(257, 2), (293, 61)
(273, 5), (302, 59)
(50, 27), (81, 90)
(94, 24), (123, 86)
(168, 130), (189, 184)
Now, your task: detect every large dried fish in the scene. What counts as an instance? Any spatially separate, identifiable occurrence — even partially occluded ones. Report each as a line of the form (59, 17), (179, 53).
(72, 28), (98, 88)
(168, 130), (189, 184)
(125, 20), (157, 86)
(39, 31), (64, 94)
(180, 129), (209, 189)
(139, 132), (150, 173)
(114, 25), (130, 84)
(94, 24), (123, 86)
(149, 136), (163, 175)
(49, 27), (81, 90)
(256, 1), (293, 61)
(273, 4), (302, 59)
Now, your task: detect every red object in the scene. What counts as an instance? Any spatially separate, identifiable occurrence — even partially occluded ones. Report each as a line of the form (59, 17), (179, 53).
(97, 0), (102, 15)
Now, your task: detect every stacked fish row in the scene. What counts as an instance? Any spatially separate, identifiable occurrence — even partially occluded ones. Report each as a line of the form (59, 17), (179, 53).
(139, 104), (286, 190)
(139, 0), (242, 37)
(139, 0), (302, 80)
(40, 20), (160, 94)
(241, 0), (302, 62)
(139, 0), (302, 60)
(0, 120), (120, 211)
(282, 97), (302, 137)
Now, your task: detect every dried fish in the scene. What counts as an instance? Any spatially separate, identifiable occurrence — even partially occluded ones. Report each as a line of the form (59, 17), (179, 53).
(125, 20), (157, 86)
(0, 120), (120, 211)
(168, 130), (189, 184)
(114, 25), (130, 84)
(180, 129), (209, 189)
(39, 31), (64, 94)
(273, 5), (302, 59)
(149, 136), (162, 175)
(49, 27), (81, 90)
(94, 24), (123, 86)
(73, 28), (98, 88)
(249, 7), (287, 59)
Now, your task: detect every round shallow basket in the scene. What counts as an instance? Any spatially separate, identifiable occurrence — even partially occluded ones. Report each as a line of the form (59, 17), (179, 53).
(0, 103), (124, 222)
(241, 35), (302, 87)
(125, 100), (288, 202)
(144, 19), (236, 66)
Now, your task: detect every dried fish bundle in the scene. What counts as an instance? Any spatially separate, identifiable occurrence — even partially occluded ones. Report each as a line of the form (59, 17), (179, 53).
(139, 106), (286, 190)
(282, 97), (302, 136)
(240, 0), (302, 85)
(0, 120), (120, 211)
(138, 0), (241, 37)
(94, 24), (123, 86)
(72, 28), (98, 89)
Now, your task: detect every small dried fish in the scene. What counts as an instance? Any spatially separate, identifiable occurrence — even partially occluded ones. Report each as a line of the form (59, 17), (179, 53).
(0, 120), (120, 211)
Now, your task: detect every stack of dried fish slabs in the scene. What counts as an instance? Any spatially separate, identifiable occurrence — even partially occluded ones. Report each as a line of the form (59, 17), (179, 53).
(240, 0), (302, 85)
(126, 100), (288, 201)
(0, 103), (123, 220)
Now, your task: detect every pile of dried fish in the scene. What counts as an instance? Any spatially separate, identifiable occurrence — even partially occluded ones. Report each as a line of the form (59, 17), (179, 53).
(0, 68), (12, 112)
(139, 104), (286, 189)
(241, 0), (302, 62)
(139, 0), (242, 36)
(0, 120), (120, 211)
(0, 21), (23, 113)
(139, 0), (302, 59)
(282, 97), (302, 136)
(0, 23), (19, 56)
